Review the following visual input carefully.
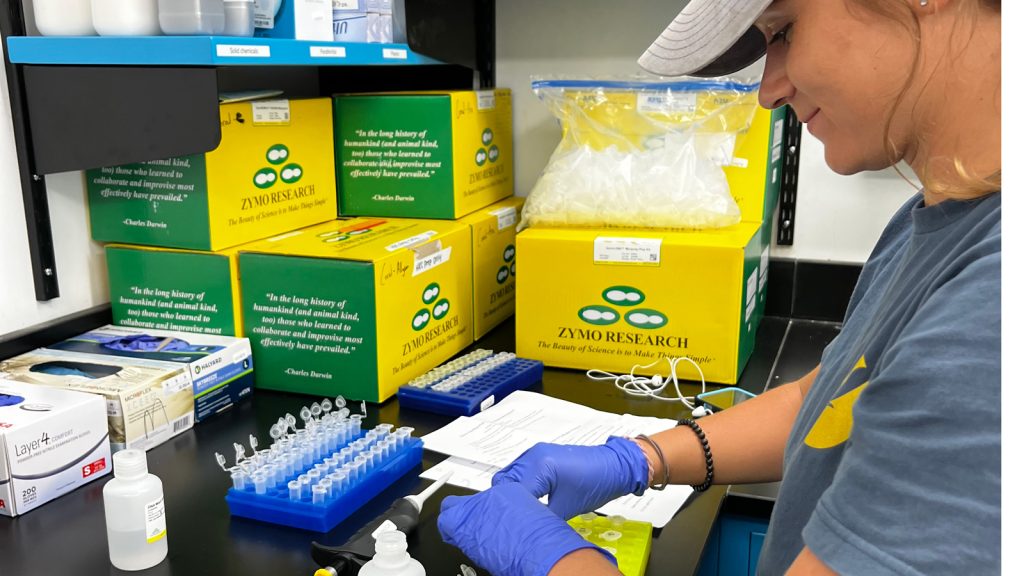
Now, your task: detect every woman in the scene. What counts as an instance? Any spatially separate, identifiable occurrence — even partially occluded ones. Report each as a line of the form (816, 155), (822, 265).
(438, 0), (1001, 574)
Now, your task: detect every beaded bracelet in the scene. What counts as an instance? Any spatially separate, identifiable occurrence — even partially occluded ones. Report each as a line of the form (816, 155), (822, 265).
(678, 418), (714, 492)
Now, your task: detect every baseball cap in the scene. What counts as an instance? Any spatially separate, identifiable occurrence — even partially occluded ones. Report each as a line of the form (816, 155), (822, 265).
(638, 0), (773, 77)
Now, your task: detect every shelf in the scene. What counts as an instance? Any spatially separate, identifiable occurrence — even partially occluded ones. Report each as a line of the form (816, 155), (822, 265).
(6, 35), (441, 67)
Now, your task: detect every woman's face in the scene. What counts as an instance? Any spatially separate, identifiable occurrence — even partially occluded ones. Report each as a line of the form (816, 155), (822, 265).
(754, 0), (919, 175)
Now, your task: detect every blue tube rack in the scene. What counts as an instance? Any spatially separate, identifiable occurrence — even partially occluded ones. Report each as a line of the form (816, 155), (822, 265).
(397, 358), (544, 417)
(225, 436), (424, 532)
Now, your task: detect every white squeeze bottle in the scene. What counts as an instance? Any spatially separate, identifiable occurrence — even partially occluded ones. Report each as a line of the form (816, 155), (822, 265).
(103, 449), (169, 571)
(358, 530), (426, 576)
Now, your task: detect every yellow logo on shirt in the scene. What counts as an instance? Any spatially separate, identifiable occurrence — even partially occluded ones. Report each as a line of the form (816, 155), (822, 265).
(804, 355), (868, 449)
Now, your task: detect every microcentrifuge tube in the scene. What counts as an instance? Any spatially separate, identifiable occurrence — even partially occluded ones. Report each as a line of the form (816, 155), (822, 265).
(300, 475), (313, 499)
(335, 395), (347, 410)
(319, 478), (334, 499)
(231, 470), (246, 491)
(300, 407), (313, 427)
(253, 472), (268, 495)
(371, 445), (384, 465)
(330, 470), (345, 493)
(321, 398), (333, 415)
(308, 469), (322, 483)
(609, 515), (626, 528)
(579, 512), (598, 524)
(310, 403), (322, 421)
(289, 480), (301, 502)
(312, 485), (327, 505)
(599, 530), (622, 542)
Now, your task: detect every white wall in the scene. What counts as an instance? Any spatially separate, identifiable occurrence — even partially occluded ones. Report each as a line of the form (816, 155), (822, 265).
(0, 0), (918, 337)
(0, 61), (109, 336)
(495, 0), (917, 264)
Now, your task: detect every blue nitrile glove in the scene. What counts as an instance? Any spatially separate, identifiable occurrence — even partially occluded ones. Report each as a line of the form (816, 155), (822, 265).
(492, 437), (649, 519)
(438, 482), (617, 576)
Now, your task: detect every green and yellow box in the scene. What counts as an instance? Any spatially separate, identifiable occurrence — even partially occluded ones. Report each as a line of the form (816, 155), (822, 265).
(727, 105), (788, 224)
(106, 244), (244, 337)
(86, 98), (338, 251)
(516, 221), (769, 385)
(238, 218), (474, 401)
(334, 89), (514, 219)
(457, 196), (525, 340)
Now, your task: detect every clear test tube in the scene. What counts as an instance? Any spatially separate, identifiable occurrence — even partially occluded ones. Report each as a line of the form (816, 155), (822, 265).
(330, 470), (345, 494)
(355, 454), (369, 476)
(386, 434), (398, 456)
(302, 444), (315, 468)
(396, 427), (414, 447)
(253, 472), (268, 495)
(375, 423), (394, 435)
(273, 463), (287, 486)
(371, 445), (384, 466)
(289, 448), (302, 475)
(349, 415), (364, 437)
(308, 469), (322, 484)
(319, 478), (334, 500)
(288, 480), (302, 502)
(365, 430), (379, 444)
(300, 474), (313, 499)
(325, 456), (339, 472)
(231, 469), (246, 491)
(312, 485), (327, 505)
(340, 447), (353, 464)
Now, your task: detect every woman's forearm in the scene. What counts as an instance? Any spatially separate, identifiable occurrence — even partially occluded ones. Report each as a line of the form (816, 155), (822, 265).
(642, 366), (819, 486)
(549, 549), (622, 576)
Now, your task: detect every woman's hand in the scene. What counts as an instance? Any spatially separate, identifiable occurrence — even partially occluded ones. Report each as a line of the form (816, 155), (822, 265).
(491, 437), (650, 519)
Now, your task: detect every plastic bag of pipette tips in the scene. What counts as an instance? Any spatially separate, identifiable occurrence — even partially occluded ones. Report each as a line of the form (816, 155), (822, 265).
(520, 76), (761, 231)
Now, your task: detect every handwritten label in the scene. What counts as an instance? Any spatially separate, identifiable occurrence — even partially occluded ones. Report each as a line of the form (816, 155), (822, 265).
(413, 247), (452, 277)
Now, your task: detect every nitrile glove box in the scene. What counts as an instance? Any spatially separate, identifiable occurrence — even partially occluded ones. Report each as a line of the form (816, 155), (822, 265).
(0, 380), (112, 517)
(335, 89), (514, 219)
(516, 221), (769, 385)
(238, 217), (474, 401)
(256, 0), (333, 40)
(0, 350), (194, 453)
(46, 326), (254, 423)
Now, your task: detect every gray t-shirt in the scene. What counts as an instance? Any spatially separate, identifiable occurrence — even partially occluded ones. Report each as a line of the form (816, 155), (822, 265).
(757, 192), (1001, 575)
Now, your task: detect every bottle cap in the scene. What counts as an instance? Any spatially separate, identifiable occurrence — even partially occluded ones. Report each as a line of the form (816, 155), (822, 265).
(113, 449), (148, 481)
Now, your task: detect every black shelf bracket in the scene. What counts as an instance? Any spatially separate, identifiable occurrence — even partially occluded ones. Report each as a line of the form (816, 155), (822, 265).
(776, 105), (802, 246)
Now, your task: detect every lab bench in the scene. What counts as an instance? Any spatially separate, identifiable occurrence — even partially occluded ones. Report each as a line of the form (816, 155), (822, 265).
(0, 315), (839, 576)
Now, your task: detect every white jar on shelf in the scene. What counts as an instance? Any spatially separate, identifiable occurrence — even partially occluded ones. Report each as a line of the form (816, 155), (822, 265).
(32, 0), (96, 36)
(92, 0), (162, 36)
(158, 0), (227, 35)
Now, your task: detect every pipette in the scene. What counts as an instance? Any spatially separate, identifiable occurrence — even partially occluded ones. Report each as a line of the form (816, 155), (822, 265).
(310, 471), (454, 576)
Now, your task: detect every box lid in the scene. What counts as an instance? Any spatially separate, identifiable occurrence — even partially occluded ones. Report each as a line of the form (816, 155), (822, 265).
(518, 221), (762, 249)
(47, 325), (246, 365)
(239, 218), (470, 263)
(0, 380), (103, 431)
(0, 349), (187, 395)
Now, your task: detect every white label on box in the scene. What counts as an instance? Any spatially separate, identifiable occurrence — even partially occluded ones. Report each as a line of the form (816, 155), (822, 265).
(106, 399), (122, 417)
(382, 48), (408, 59)
(594, 237), (662, 265)
(268, 230), (303, 242)
(386, 231), (437, 252)
(334, 0), (361, 9)
(163, 374), (191, 397)
(731, 157), (749, 168)
(254, 0), (275, 28)
(216, 44), (271, 58)
(413, 247), (452, 277)
(772, 118), (785, 164)
(637, 93), (697, 114)
(746, 268), (758, 304)
(477, 91), (496, 111)
(311, 46), (347, 58)
(480, 395), (496, 411)
(490, 206), (517, 230)
(145, 497), (167, 543)
(252, 100), (291, 125)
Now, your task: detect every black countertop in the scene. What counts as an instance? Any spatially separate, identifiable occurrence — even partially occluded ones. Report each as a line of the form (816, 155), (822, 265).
(0, 316), (838, 576)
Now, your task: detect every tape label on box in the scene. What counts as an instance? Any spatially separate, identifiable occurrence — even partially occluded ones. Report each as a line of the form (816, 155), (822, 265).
(594, 237), (662, 266)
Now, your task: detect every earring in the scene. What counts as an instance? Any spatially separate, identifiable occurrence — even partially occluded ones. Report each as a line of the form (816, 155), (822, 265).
(919, 0), (928, 5)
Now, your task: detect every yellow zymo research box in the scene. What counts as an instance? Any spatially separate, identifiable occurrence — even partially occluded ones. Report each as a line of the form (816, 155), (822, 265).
(726, 105), (787, 224)
(0, 349), (195, 453)
(335, 89), (514, 219)
(238, 218), (474, 402)
(106, 244), (244, 337)
(456, 196), (525, 339)
(516, 221), (768, 385)
(86, 98), (338, 251)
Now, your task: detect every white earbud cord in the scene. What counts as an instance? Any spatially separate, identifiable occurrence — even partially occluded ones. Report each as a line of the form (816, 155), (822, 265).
(586, 356), (708, 411)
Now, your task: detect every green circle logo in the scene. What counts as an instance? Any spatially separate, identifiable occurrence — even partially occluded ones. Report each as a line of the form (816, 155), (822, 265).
(253, 168), (277, 189)
(510, 261), (516, 276)
(411, 309), (431, 331)
(497, 266), (510, 284)
(267, 144), (290, 165)
(503, 244), (515, 263)
(422, 283), (441, 305)
(475, 148), (487, 167)
(432, 298), (451, 320)
(624, 309), (668, 329)
(578, 305), (619, 326)
(280, 163), (303, 184)
(488, 145), (500, 163)
(482, 128), (494, 145)
(602, 286), (645, 307)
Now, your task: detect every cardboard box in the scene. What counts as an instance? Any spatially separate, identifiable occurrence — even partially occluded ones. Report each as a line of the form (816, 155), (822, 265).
(106, 244), (244, 337)
(457, 196), (525, 339)
(515, 221), (768, 384)
(726, 105), (788, 224)
(0, 350), (195, 452)
(0, 380), (111, 517)
(256, 0), (333, 40)
(46, 326), (254, 423)
(86, 98), (338, 251)
(335, 89), (514, 219)
(238, 218), (474, 401)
